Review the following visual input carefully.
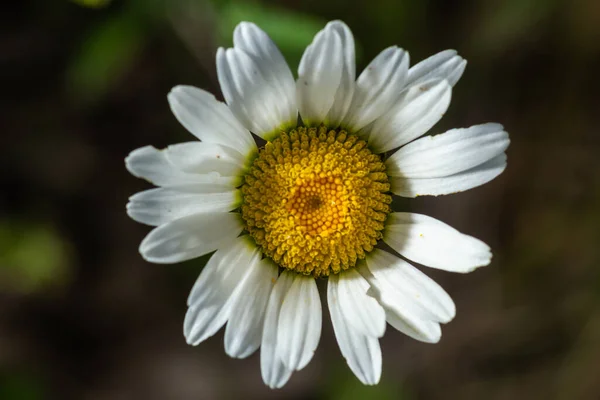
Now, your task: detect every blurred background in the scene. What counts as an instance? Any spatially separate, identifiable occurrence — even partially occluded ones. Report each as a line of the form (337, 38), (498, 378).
(1, 0), (599, 399)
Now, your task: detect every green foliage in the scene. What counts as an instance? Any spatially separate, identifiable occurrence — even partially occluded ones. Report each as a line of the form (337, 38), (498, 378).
(71, 0), (112, 9)
(66, 12), (144, 104)
(0, 221), (71, 293)
(323, 361), (412, 400)
(0, 372), (45, 400)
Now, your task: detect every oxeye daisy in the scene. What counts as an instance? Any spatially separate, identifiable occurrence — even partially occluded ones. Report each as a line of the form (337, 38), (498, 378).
(125, 20), (509, 388)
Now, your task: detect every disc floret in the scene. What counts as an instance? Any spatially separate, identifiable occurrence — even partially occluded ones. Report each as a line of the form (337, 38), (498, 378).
(241, 126), (391, 277)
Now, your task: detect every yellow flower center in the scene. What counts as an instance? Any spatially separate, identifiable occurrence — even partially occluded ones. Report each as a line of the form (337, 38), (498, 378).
(241, 126), (391, 278)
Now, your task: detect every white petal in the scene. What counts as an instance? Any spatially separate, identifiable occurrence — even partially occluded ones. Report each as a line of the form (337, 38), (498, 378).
(391, 153), (507, 197)
(406, 50), (466, 88)
(185, 237), (258, 345)
(233, 22), (294, 81)
(383, 307), (441, 343)
(217, 37), (296, 138)
(362, 249), (455, 324)
(225, 258), (278, 358)
(261, 270), (295, 389)
(387, 123), (510, 178)
(360, 262), (442, 343)
(343, 46), (409, 131)
(296, 25), (343, 126)
(167, 85), (256, 156)
(384, 212), (492, 273)
(125, 146), (239, 187)
(233, 22), (297, 135)
(184, 303), (233, 346)
(276, 275), (322, 371)
(186, 236), (255, 306)
(165, 142), (248, 177)
(127, 185), (240, 226)
(324, 21), (356, 127)
(365, 79), (452, 153)
(139, 212), (243, 263)
(331, 270), (386, 338)
(328, 276), (382, 385)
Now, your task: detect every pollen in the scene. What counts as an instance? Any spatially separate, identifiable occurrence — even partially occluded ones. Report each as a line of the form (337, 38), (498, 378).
(241, 126), (391, 278)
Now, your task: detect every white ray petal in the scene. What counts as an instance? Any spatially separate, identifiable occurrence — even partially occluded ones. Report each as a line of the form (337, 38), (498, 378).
(324, 20), (356, 127)
(127, 185), (240, 226)
(165, 142), (248, 177)
(383, 307), (442, 343)
(231, 22), (297, 140)
(296, 25), (343, 126)
(184, 304), (232, 346)
(328, 275), (382, 385)
(331, 270), (386, 338)
(343, 46), (409, 131)
(125, 146), (239, 187)
(167, 85), (256, 156)
(184, 237), (258, 345)
(362, 249), (456, 324)
(384, 212), (492, 273)
(139, 212), (243, 263)
(261, 270), (295, 389)
(391, 153), (507, 197)
(225, 258), (278, 359)
(365, 79), (451, 153)
(233, 22), (296, 99)
(406, 49), (466, 88)
(386, 123), (510, 178)
(360, 272), (442, 343)
(217, 46), (296, 139)
(276, 275), (322, 371)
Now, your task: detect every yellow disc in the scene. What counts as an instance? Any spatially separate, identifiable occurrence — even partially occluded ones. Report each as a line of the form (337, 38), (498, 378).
(241, 126), (391, 277)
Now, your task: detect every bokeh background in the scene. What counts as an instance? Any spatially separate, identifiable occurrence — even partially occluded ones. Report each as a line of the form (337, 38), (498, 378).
(2, 0), (599, 399)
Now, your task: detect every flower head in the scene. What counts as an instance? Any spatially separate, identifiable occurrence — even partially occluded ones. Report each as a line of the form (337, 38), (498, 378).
(126, 20), (509, 388)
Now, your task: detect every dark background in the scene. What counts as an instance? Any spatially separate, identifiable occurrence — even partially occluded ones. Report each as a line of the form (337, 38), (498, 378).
(1, 0), (599, 399)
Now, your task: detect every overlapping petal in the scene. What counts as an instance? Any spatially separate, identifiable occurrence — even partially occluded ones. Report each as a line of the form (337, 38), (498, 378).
(233, 22), (296, 102)
(185, 237), (259, 345)
(217, 24), (297, 138)
(406, 49), (467, 88)
(324, 20), (356, 127)
(382, 307), (442, 343)
(164, 142), (248, 177)
(296, 23), (344, 126)
(261, 271), (295, 389)
(343, 46), (409, 131)
(328, 271), (384, 385)
(362, 249), (455, 324)
(331, 270), (386, 338)
(125, 146), (239, 187)
(167, 85), (256, 156)
(139, 212), (243, 263)
(127, 184), (240, 226)
(364, 79), (452, 153)
(390, 153), (507, 197)
(225, 258), (278, 358)
(386, 123), (510, 178)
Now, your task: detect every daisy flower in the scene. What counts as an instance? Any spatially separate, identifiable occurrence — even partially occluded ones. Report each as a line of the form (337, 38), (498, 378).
(125, 20), (509, 388)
